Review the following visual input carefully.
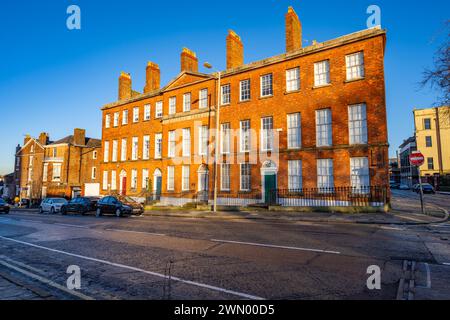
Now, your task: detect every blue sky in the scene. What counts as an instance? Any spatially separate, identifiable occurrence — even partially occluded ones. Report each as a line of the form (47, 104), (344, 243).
(0, 0), (448, 175)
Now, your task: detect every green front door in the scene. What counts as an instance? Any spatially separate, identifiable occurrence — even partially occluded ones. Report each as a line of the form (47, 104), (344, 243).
(264, 174), (276, 204)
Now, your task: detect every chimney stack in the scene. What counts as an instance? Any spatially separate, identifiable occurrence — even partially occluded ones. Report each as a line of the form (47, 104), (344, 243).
(144, 62), (160, 93)
(38, 132), (49, 145)
(74, 128), (86, 146)
(118, 72), (132, 100)
(180, 48), (198, 73)
(285, 6), (302, 53)
(24, 134), (31, 145)
(226, 30), (244, 70)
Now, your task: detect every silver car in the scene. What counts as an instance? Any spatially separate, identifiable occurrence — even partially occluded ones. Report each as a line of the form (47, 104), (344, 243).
(39, 198), (68, 214)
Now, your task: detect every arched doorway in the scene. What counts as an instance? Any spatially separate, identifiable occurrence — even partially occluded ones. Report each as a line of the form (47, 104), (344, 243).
(153, 169), (162, 200)
(119, 170), (127, 196)
(261, 160), (278, 204)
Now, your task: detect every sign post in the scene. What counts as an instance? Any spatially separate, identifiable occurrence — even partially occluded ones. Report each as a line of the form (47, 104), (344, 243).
(409, 151), (425, 215)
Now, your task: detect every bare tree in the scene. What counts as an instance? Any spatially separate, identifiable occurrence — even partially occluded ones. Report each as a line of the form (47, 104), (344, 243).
(421, 21), (450, 107)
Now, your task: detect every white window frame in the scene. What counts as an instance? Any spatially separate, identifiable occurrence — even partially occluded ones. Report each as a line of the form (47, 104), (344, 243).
(144, 104), (151, 121)
(314, 60), (330, 87)
(182, 166), (190, 191)
(122, 110), (128, 125)
(169, 97), (176, 115)
(183, 93), (191, 112)
(167, 166), (175, 191)
(133, 107), (139, 123)
(288, 160), (302, 190)
(199, 89), (208, 109)
(240, 163), (251, 191)
(239, 79), (251, 102)
(131, 169), (138, 190)
(168, 131), (176, 158)
(261, 117), (274, 151)
(350, 157), (370, 192)
(286, 67), (300, 92)
(221, 123), (231, 155)
(182, 128), (191, 157)
(105, 114), (111, 128)
(102, 171), (108, 190)
(260, 74), (273, 97)
(221, 84), (230, 105)
(142, 169), (149, 190)
(113, 112), (119, 127)
(287, 113), (301, 149)
(199, 125), (208, 156)
(43, 163), (48, 182)
(155, 101), (163, 118)
(121, 138), (127, 161)
(155, 133), (162, 159)
(317, 159), (334, 191)
(143, 135), (150, 160)
(240, 120), (251, 153)
(346, 52), (365, 81)
(52, 163), (62, 182)
(112, 140), (118, 162)
(132, 137), (138, 161)
(316, 109), (332, 147)
(104, 141), (109, 163)
(221, 163), (231, 191)
(111, 170), (117, 190)
(348, 104), (368, 145)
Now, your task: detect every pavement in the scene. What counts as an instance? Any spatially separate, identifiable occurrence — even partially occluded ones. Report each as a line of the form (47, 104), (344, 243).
(143, 190), (448, 225)
(0, 190), (448, 300)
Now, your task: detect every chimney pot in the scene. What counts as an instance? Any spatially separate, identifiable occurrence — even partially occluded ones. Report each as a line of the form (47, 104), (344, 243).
(285, 6), (302, 52)
(180, 47), (199, 73)
(226, 29), (244, 70)
(38, 132), (49, 146)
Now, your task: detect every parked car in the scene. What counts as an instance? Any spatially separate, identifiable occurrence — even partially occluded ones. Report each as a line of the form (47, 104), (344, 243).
(61, 197), (100, 215)
(414, 183), (436, 194)
(399, 184), (410, 190)
(390, 182), (400, 189)
(96, 195), (144, 217)
(0, 199), (10, 214)
(39, 198), (68, 214)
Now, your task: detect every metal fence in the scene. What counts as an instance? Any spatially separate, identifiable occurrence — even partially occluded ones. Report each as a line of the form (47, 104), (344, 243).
(143, 186), (388, 208)
(272, 186), (387, 207)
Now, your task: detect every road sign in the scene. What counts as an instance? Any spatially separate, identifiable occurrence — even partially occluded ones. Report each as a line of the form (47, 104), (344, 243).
(409, 152), (425, 167)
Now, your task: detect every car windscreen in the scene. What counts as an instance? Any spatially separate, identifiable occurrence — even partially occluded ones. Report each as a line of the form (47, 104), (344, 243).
(118, 196), (136, 203)
(53, 199), (67, 204)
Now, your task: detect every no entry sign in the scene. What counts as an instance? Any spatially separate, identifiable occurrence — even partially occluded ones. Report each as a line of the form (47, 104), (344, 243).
(409, 151), (425, 167)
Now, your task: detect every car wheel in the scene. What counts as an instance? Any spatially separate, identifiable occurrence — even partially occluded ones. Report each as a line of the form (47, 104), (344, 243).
(115, 209), (122, 218)
(50, 207), (55, 215)
(96, 208), (102, 217)
(39, 207), (43, 214)
(61, 207), (67, 215)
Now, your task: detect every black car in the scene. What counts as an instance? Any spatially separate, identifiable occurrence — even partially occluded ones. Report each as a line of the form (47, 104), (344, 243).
(0, 199), (10, 214)
(96, 196), (144, 217)
(415, 183), (436, 194)
(61, 197), (99, 215)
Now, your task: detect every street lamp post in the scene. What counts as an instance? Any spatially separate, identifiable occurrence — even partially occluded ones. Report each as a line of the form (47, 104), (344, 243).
(204, 62), (221, 213)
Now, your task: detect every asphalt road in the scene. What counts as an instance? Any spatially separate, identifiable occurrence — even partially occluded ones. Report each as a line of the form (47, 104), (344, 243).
(0, 192), (449, 300)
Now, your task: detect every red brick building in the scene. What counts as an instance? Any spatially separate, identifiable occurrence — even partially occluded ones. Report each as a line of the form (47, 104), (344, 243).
(100, 7), (389, 206)
(16, 129), (102, 202)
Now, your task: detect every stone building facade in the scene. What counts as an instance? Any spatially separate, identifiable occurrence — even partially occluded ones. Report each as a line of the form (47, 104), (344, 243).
(100, 7), (389, 205)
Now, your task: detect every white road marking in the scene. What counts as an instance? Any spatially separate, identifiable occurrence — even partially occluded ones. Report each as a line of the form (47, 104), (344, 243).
(105, 229), (166, 237)
(211, 239), (341, 255)
(0, 236), (264, 300)
(0, 260), (94, 300)
(53, 223), (90, 229)
(443, 263), (450, 266)
(0, 255), (47, 276)
(380, 226), (405, 231)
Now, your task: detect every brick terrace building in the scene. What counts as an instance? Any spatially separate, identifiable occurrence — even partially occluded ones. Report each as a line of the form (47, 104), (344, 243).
(16, 129), (102, 202)
(100, 7), (389, 205)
